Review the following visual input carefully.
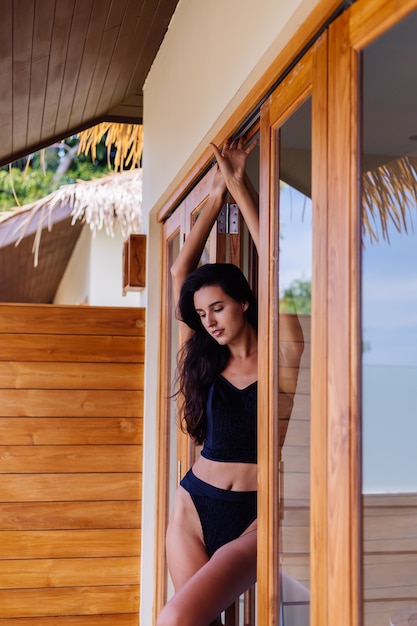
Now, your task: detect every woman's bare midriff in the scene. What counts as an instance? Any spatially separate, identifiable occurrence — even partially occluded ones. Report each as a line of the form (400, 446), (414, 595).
(192, 455), (257, 491)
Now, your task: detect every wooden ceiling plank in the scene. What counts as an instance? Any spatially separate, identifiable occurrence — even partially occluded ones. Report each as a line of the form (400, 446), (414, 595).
(41, 1), (77, 142)
(93, 0), (133, 116)
(32, 0), (55, 61)
(12, 0), (35, 154)
(94, 0), (146, 118)
(83, 28), (122, 122)
(55, 0), (96, 131)
(27, 57), (51, 147)
(68, 0), (113, 129)
(27, 0), (56, 147)
(126, 0), (179, 97)
(0, 0), (179, 165)
(0, 0), (13, 157)
(112, 0), (157, 104)
(0, 0), (13, 77)
(105, 0), (130, 32)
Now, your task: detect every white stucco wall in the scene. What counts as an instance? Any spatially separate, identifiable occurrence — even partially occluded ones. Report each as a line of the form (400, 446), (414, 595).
(54, 225), (144, 307)
(89, 229), (142, 307)
(142, 0), (321, 212)
(140, 1), (322, 624)
(54, 226), (91, 305)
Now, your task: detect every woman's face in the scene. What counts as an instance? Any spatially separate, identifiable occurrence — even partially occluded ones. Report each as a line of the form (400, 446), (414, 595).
(193, 284), (248, 346)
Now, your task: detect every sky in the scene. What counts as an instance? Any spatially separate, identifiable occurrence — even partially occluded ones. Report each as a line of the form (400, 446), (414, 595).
(362, 222), (417, 367)
(279, 181), (417, 492)
(279, 185), (312, 293)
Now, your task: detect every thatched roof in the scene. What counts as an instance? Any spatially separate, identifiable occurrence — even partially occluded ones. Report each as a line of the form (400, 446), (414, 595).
(0, 168), (142, 267)
(362, 155), (417, 244)
(0, 169), (143, 303)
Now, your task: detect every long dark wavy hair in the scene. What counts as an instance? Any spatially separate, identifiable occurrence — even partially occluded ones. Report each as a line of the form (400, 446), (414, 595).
(176, 262), (257, 444)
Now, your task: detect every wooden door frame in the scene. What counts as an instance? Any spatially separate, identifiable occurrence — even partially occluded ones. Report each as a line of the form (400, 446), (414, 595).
(258, 44), (316, 626)
(155, 158), (260, 616)
(326, 3), (417, 626)
(154, 203), (183, 618)
(154, 166), (249, 615)
(154, 2), (417, 625)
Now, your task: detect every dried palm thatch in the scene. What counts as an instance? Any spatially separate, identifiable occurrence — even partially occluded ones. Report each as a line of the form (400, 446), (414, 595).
(77, 123), (143, 170)
(3, 169), (142, 267)
(362, 155), (417, 244)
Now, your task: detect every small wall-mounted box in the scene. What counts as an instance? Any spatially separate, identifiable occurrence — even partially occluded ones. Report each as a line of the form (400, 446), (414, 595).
(123, 234), (146, 294)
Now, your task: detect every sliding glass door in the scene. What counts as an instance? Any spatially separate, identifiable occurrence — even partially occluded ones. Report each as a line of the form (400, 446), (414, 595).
(360, 8), (417, 626)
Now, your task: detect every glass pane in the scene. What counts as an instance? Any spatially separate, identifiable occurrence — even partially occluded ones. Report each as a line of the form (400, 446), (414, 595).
(361, 11), (417, 626)
(278, 98), (312, 626)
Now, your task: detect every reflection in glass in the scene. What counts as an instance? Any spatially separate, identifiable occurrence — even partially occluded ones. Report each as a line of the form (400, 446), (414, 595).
(278, 99), (312, 626)
(361, 11), (417, 626)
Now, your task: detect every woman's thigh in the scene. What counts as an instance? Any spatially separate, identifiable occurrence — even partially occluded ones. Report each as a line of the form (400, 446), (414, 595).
(158, 525), (257, 626)
(166, 485), (209, 591)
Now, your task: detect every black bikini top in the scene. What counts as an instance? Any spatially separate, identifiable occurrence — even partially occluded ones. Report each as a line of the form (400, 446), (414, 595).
(201, 375), (257, 464)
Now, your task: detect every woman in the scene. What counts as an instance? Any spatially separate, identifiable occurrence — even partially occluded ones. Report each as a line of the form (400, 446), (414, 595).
(156, 137), (260, 626)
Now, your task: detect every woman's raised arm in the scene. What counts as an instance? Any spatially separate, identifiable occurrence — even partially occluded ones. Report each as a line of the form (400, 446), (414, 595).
(171, 136), (259, 334)
(210, 137), (259, 251)
(170, 165), (226, 310)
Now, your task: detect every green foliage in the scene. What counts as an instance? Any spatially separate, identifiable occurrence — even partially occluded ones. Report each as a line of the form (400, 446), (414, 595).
(280, 277), (311, 314)
(0, 168), (56, 210)
(0, 137), (113, 212)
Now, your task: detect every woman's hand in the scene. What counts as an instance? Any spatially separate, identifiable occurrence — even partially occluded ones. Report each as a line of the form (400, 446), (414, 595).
(210, 159), (227, 198)
(210, 136), (259, 251)
(210, 137), (258, 188)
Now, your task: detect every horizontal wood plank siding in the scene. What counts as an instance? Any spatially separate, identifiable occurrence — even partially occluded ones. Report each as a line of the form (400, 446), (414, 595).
(0, 304), (144, 624)
(363, 493), (417, 626)
(281, 314), (311, 590)
(280, 316), (417, 622)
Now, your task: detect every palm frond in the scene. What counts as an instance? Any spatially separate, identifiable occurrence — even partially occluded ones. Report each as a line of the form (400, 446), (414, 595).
(362, 155), (417, 244)
(77, 123), (143, 171)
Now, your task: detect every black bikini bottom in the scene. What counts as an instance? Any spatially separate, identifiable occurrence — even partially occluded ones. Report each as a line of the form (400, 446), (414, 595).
(180, 468), (257, 558)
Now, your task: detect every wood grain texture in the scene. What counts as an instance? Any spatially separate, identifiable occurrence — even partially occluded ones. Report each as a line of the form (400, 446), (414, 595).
(0, 362), (143, 389)
(0, 334), (144, 362)
(0, 304), (145, 335)
(0, 502), (142, 530)
(0, 585), (139, 618)
(0, 0), (179, 166)
(0, 616), (138, 626)
(0, 417), (142, 445)
(0, 304), (143, 625)
(363, 493), (417, 625)
(0, 473), (140, 502)
(0, 389), (143, 417)
(257, 48), (314, 626)
(0, 557), (139, 588)
(310, 31), (329, 626)
(0, 530), (141, 556)
(0, 444), (142, 472)
(256, 93), (275, 626)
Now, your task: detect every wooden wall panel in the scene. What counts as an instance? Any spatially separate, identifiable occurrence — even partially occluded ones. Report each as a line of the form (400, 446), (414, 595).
(0, 336), (144, 362)
(0, 417), (141, 445)
(0, 304), (144, 624)
(0, 617), (137, 626)
(363, 494), (417, 626)
(281, 315), (311, 590)
(0, 362), (143, 389)
(0, 504), (141, 531)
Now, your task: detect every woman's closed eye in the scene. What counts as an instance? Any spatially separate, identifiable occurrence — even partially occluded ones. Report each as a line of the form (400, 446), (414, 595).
(197, 306), (224, 318)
